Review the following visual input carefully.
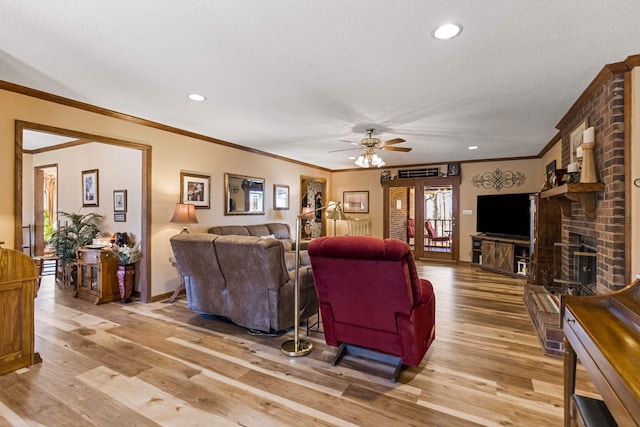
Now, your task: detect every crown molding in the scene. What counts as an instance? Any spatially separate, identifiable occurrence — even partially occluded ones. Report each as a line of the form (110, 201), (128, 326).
(556, 54), (638, 131)
(0, 80), (330, 172)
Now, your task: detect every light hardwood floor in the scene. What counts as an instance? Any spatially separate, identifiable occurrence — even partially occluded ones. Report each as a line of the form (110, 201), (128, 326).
(0, 262), (597, 426)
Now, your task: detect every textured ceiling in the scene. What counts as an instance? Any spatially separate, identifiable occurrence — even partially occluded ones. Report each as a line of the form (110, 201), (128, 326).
(3, 1), (640, 170)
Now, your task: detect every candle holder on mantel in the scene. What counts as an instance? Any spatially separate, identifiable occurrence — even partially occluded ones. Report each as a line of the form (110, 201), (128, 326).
(580, 126), (598, 183)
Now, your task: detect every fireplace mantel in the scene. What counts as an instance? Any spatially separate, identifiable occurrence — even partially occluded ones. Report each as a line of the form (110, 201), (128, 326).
(540, 183), (604, 219)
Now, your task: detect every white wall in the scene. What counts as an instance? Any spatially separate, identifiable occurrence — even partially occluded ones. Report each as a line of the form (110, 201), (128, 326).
(27, 143), (143, 242)
(331, 168), (386, 237)
(540, 140), (563, 177)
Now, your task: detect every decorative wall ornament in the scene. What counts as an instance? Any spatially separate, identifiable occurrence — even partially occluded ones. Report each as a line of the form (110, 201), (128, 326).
(472, 168), (526, 191)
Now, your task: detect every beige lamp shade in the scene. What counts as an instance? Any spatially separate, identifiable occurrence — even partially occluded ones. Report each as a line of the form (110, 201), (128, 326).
(300, 206), (314, 220)
(170, 203), (198, 233)
(327, 204), (348, 221)
(327, 201), (348, 236)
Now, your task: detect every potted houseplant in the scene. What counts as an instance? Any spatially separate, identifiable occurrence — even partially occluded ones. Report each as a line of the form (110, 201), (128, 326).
(111, 241), (141, 303)
(48, 210), (104, 288)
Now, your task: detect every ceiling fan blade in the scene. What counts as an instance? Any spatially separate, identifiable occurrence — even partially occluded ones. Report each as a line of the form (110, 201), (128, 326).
(339, 139), (358, 145)
(381, 146), (412, 152)
(381, 138), (406, 146)
(329, 147), (361, 153)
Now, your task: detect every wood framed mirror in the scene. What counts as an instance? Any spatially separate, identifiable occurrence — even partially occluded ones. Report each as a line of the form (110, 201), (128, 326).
(224, 173), (265, 215)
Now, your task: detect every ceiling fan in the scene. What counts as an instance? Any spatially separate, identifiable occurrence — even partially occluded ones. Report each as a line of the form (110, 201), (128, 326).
(330, 128), (412, 168)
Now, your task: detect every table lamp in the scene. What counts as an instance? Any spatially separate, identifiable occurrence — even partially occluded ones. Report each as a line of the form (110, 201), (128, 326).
(170, 203), (198, 233)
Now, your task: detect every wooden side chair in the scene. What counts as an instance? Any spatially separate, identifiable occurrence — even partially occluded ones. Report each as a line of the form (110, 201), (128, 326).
(347, 217), (371, 236)
(425, 221), (450, 248)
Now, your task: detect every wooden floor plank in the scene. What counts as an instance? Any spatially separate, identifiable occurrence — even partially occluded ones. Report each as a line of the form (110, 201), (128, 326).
(136, 365), (337, 427)
(4, 335), (160, 426)
(0, 262), (600, 426)
(78, 365), (236, 426)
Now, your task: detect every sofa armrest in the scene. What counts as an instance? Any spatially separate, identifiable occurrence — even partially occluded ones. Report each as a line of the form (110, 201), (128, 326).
(299, 250), (310, 266)
(284, 252), (297, 271)
(284, 250), (311, 271)
(294, 240), (310, 250)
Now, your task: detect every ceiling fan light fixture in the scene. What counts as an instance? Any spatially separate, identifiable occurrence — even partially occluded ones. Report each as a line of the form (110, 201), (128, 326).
(433, 23), (462, 40)
(354, 150), (385, 168)
(354, 154), (368, 168)
(371, 153), (385, 167)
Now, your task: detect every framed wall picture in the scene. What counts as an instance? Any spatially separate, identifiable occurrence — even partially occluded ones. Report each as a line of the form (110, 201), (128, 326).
(546, 159), (557, 176)
(273, 184), (289, 210)
(113, 190), (127, 212)
(81, 169), (99, 207)
(569, 118), (588, 164)
(343, 191), (369, 213)
(180, 172), (210, 209)
(114, 213), (126, 222)
(447, 163), (460, 176)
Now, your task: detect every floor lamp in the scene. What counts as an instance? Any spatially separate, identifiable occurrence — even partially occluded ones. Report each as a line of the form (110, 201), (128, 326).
(281, 201), (348, 357)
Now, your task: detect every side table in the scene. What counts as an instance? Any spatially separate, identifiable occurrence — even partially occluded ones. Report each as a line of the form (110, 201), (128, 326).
(168, 257), (185, 302)
(76, 247), (119, 304)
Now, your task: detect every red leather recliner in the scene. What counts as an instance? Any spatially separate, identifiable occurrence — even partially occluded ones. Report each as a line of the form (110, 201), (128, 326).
(308, 236), (436, 381)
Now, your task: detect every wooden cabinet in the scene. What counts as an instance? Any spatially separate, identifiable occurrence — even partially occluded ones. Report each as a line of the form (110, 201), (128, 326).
(0, 248), (41, 375)
(481, 240), (514, 272)
(528, 193), (562, 286)
(76, 247), (119, 304)
(472, 235), (529, 277)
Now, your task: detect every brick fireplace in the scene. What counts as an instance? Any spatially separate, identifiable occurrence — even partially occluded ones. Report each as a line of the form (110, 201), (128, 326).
(556, 66), (627, 294)
(525, 60), (631, 357)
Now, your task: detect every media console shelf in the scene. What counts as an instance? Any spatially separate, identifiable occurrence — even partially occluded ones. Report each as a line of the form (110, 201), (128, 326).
(471, 235), (530, 278)
(540, 183), (604, 219)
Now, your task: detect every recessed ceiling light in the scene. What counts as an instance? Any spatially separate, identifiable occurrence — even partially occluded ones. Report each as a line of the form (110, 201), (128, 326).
(348, 156), (356, 160)
(433, 23), (462, 40)
(187, 93), (206, 101)
(468, 145), (478, 150)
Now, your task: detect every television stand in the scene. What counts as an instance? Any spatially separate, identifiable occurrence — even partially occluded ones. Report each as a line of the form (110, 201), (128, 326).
(471, 234), (530, 278)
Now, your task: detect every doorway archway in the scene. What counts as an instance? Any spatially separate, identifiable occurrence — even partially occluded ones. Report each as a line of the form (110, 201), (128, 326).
(382, 176), (460, 261)
(300, 175), (327, 238)
(14, 121), (152, 302)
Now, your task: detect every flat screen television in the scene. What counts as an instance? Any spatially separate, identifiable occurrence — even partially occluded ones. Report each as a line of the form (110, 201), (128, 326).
(476, 193), (530, 239)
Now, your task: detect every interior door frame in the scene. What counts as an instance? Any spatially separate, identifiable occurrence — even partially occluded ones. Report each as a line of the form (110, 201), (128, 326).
(383, 176), (460, 261)
(33, 164), (58, 256)
(14, 121), (153, 302)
